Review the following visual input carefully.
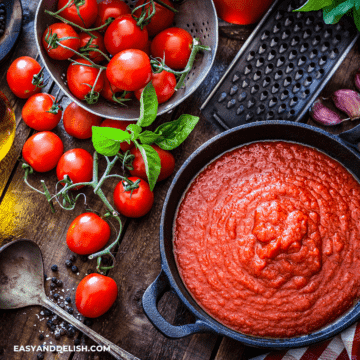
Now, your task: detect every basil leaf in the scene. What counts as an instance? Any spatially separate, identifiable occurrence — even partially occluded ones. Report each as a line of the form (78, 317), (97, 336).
(94, 126), (131, 142)
(137, 144), (161, 191)
(139, 130), (162, 145)
(92, 127), (123, 156)
(137, 82), (158, 127)
(154, 114), (199, 150)
(127, 124), (142, 141)
(323, 0), (354, 23)
(354, 6), (360, 30)
(294, 0), (333, 12)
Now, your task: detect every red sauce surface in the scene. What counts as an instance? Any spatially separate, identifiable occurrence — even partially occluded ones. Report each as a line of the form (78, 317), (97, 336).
(174, 141), (360, 338)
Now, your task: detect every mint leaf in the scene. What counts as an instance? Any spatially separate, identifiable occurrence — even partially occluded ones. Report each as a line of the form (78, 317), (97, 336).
(323, 0), (354, 23)
(154, 115), (199, 150)
(294, 0), (333, 12)
(127, 124), (142, 141)
(137, 144), (161, 191)
(139, 130), (162, 145)
(92, 126), (131, 156)
(137, 82), (158, 127)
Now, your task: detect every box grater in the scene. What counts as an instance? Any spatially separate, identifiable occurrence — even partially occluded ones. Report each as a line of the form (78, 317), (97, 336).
(201, 0), (360, 129)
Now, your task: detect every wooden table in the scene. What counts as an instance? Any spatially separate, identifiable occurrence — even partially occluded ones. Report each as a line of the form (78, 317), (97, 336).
(1, 1), (360, 359)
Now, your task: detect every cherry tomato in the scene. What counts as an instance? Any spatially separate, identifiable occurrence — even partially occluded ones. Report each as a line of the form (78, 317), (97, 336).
(56, 148), (93, 188)
(135, 71), (176, 104)
(22, 94), (62, 131)
(7, 57), (43, 99)
(57, 0), (98, 28)
(63, 102), (102, 139)
(75, 274), (118, 318)
(94, 0), (131, 30)
(22, 131), (64, 173)
(76, 31), (106, 64)
(130, 145), (175, 182)
(134, 0), (175, 37)
(100, 77), (133, 103)
(106, 49), (151, 91)
(141, 39), (152, 56)
(104, 14), (148, 56)
(66, 213), (111, 255)
(113, 176), (154, 218)
(151, 27), (193, 70)
(67, 59), (105, 101)
(100, 119), (136, 152)
(42, 23), (80, 61)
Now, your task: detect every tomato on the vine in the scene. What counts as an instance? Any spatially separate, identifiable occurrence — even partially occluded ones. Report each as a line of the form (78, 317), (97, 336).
(22, 131), (64, 173)
(95, 0), (131, 30)
(151, 27), (193, 70)
(75, 274), (118, 318)
(67, 213), (111, 255)
(113, 176), (154, 218)
(7, 57), (43, 99)
(100, 77), (133, 103)
(135, 71), (176, 104)
(106, 49), (151, 91)
(67, 59), (105, 102)
(133, 0), (175, 37)
(104, 14), (148, 56)
(130, 145), (175, 182)
(76, 31), (106, 64)
(57, 0), (98, 28)
(63, 102), (102, 139)
(42, 23), (80, 61)
(22, 93), (62, 131)
(56, 148), (93, 188)
(100, 119), (136, 152)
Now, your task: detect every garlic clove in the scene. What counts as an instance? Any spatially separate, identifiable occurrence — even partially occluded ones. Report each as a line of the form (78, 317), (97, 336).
(332, 89), (360, 120)
(310, 99), (343, 126)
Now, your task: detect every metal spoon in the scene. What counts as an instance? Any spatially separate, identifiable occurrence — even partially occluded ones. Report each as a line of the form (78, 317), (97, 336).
(0, 239), (139, 360)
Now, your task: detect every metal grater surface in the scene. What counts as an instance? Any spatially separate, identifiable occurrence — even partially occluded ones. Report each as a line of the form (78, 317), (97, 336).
(201, 0), (359, 129)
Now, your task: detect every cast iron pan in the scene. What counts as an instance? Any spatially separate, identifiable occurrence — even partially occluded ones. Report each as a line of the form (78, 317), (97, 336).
(142, 121), (360, 349)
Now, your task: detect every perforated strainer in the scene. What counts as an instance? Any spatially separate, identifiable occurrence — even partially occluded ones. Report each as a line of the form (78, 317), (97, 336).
(34, 0), (218, 120)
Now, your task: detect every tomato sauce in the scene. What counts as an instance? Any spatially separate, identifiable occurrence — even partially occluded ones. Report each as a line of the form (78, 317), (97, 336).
(174, 141), (360, 338)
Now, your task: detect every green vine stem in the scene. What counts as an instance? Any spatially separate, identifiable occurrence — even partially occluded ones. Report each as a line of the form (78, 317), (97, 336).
(153, 0), (178, 13)
(23, 151), (139, 272)
(151, 38), (211, 90)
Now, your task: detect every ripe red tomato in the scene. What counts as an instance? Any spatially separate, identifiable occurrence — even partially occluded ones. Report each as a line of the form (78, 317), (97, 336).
(100, 77), (133, 103)
(100, 119), (136, 152)
(135, 71), (176, 104)
(75, 274), (118, 318)
(141, 39), (151, 56)
(42, 23), (80, 61)
(22, 131), (64, 172)
(63, 102), (102, 139)
(104, 14), (148, 56)
(113, 176), (154, 218)
(66, 213), (111, 255)
(134, 0), (175, 37)
(130, 145), (175, 182)
(75, 31), (106, 64)
(95, 0), (131, 30)
(151, 27), (193, 70)
(57, 0), (98, 28)
(56, 148), (93, 188)
(67, 59), (105, 101)
(22, 94), (62, 131)
(106, 49), (151, 91)
(7, 57), (43, 99)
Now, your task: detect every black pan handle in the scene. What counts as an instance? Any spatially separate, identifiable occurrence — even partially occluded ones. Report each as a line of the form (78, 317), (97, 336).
(338, 124), (360, 150)
(142, 270), (216, 338)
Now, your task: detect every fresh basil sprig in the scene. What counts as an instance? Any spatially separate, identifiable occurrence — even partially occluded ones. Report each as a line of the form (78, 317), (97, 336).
(294, 0), (360, 31)
(92, 82), (199, 191)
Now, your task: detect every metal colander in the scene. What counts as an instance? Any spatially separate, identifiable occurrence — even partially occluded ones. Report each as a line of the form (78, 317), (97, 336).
(34, 0), (218, 120)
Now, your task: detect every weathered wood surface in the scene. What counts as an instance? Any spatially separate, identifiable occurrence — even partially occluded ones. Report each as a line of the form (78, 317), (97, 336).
(0, 1), (360, 359)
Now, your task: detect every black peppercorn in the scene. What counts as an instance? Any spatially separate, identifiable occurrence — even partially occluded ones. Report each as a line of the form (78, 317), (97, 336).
(71, 265), (78, 273)
(51, 265), (58, 272)
(65, 296), (71, 303)
(67, 328), (75, 337)
(44, 273), (47, 280)
(51, 277), (57, 283)
(74, 338), (81, 345)
(80, 255), (88, 262)
(67, 307), (74, 314)
(53, 293), (60, 300)
(65, 260), (72, 268)
(56, 279), (63, 287)
(55, 332), (61, 340)
(50, 283), (56, 290)
(69, 255), (76, 262)
(38, 334), (44, 340)
(84, 318), (93, 326)
(50, 324), (56, 332)
(60, 328), (66, 336)
(37, 353), (45, 360)
(44, 309), (52, 317)
(46, 320), (53, 328)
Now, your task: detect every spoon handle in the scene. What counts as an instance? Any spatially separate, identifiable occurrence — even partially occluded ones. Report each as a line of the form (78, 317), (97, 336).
(41, 296), (139, 360)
